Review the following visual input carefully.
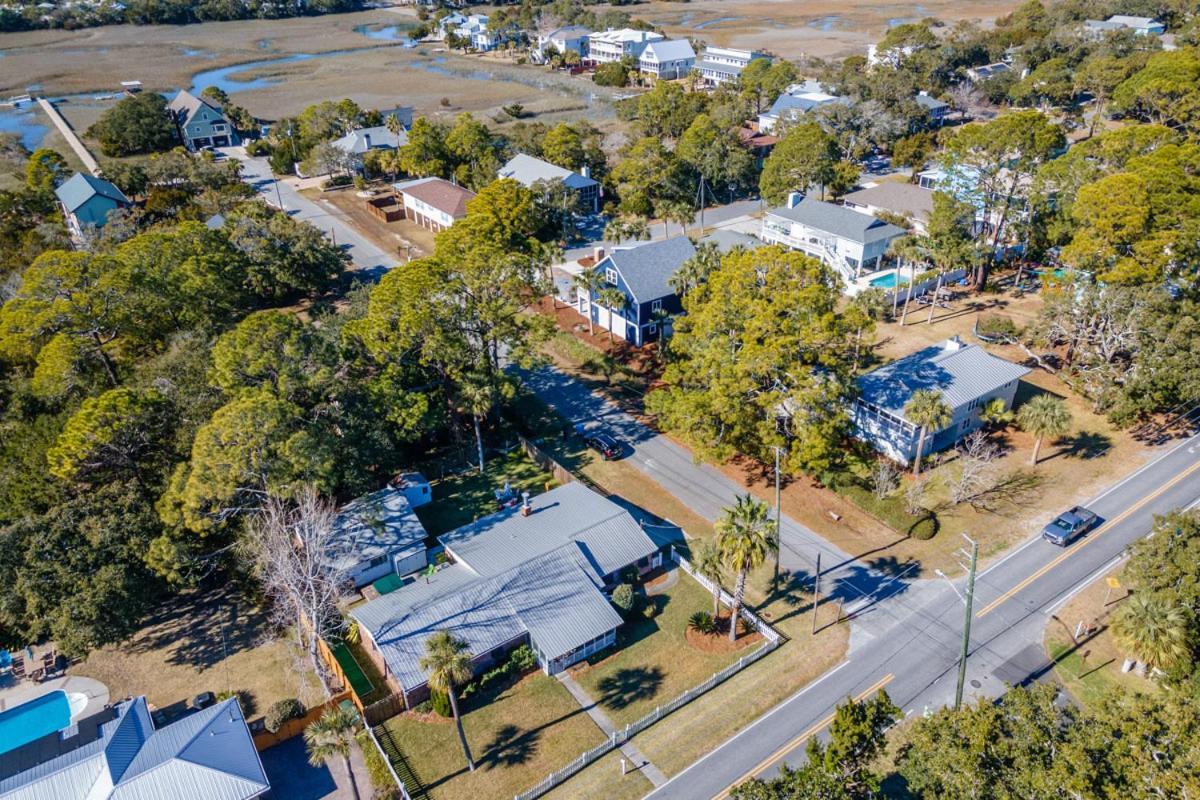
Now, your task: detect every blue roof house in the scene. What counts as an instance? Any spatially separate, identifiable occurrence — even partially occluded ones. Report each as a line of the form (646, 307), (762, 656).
(351, 483), (662, 708)
(852, 337), (1030, 463)
(582, 236), (696, 347)
(54, 172), (131, 239)
(0, 695), (268, 800)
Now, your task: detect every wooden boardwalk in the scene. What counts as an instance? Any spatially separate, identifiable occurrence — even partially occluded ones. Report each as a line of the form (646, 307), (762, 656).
(36, 97), (101, 176)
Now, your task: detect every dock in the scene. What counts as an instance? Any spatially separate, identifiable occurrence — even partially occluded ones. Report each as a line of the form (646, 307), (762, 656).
(36, 97), (101, 177)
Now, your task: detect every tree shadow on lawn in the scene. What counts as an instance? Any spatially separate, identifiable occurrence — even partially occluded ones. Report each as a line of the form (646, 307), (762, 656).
(480, 724), (541, 770)
(596, 666), (665, 711)
(126, 582), (270, 673)
(1050, 430), (1113, 461)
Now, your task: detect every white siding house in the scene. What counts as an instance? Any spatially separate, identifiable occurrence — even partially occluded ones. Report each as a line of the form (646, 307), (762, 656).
(394, 177), (476, 231)
(638, 39), (696, 79)
(697, 46), (768, 86)
(329, 483), (432, 589)
(760, 194), (906, 283)
(586, 28), (663, 64)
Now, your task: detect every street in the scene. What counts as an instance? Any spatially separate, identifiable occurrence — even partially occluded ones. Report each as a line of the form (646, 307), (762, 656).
(223, 147), (398, 277)
(520, 364), (1200, 800)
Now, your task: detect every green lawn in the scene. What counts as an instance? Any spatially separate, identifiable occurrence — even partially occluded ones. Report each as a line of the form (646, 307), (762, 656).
(570, 573), (756, 729)
(378, 672), (604, 800)
(414, 449), (557, 537)
(541, 749), (653, 800)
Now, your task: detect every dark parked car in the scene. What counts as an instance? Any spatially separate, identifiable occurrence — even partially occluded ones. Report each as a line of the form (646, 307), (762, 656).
(586, 432), (622, 460)
(1042, 506), (1100, 546)
(192, 691), (217, 710)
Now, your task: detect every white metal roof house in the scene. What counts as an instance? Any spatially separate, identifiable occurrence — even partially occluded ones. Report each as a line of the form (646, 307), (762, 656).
(0, 696), (268, 800)
(1083, 15), (1164, 38)
(852, 337), (1030, 462)
(586, 28), (663, 64)
(638, 39), (696, 80)
(330, 483), (430, 589)
(537, 25), (591, 57)
(351, 483), (662, 707)
(965, 62), (1012, 83)
(498, 153), (600, 213)
(761, 194), (906, 284)
(757, 83), (850, 134)
(697, 46), (769, 86)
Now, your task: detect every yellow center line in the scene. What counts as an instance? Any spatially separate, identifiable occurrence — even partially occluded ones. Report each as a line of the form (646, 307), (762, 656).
(711, 673), (895, 800)
(975, 458), (1200, 618)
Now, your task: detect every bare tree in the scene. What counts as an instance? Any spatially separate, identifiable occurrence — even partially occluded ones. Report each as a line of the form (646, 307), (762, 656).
(871, 459), (901, 500)
(949, 431), (1002, 506)
(903, 474), (928, 517)
(249, 486), (348, 699)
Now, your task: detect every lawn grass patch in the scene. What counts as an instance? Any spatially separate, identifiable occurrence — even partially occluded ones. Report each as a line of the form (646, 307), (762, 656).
(540, 748), (653, 800)
(379, 671), (604, 800)
(570, 573), (756, 729)
(414, 449), (556, 537)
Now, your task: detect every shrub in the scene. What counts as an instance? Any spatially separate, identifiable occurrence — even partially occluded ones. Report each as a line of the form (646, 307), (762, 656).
(356, 731), (400, 800)
(976, 314), (1019, 342)
(593, 62), (629, 87)
(689, 610), (716, 635)
(611, 583), (636, 616)
(642, 601), (658, 619)
(264, 698), (304, 733)
(430, 688), (453, 718)
(509, 644), (537, 672)
(413, 698), (433, 714)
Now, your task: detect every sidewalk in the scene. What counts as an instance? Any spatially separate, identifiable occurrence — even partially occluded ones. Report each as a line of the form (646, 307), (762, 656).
(556, 671), (668, 787)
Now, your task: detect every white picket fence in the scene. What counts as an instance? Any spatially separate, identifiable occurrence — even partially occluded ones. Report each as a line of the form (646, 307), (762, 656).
(362, 724), (414, 800)
(513, 548), (783, 800)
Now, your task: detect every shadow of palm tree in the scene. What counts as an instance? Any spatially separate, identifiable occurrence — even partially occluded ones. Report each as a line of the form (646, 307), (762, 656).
(596, 666), (664, 711)
(1055, 430), (1113, 460)
(480, 724), (541, 770)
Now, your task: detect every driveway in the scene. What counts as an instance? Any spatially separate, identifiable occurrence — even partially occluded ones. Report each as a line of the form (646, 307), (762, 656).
(260, 735), (372, 800)
(221, 147), (398, 279)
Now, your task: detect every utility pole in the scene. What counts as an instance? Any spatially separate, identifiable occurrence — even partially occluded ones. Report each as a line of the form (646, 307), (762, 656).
(954, 535), (978, 710)
(773, 446), (782, 585)
(811, 552), (821, 635)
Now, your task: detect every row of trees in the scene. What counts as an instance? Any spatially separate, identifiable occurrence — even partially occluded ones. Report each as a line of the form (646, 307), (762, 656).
(0, 0), (362, 32)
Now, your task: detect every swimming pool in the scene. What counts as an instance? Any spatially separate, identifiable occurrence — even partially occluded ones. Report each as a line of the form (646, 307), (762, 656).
(0, 690), (76, 755)
(868, 272), (909, 289)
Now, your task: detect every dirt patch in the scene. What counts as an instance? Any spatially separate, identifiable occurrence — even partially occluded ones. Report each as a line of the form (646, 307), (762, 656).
(685, 621), (762, 653)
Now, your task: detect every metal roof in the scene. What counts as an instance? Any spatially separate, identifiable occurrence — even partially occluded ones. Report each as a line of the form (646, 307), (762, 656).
(698, 59), (745, 76)
(331, 126), (407, 155)
(699, 229), (762, 253)
(767, 197), (906, 245)
(914, 93), (949, 111)
(328, 487), (427, 572)
(856, 338), (1031, 420)
(596, 236), (696, 304)
(641, 39), (695, 62)
(0, 698), (267, 800)
(54, 172), (130, 213)
(842, 182), (935, 222)
(498, 153), (597, 191)
(765, 90), (847, 118)
(352, 483), (656, 688)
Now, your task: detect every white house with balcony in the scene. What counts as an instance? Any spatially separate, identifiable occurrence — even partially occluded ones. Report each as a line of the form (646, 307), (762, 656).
(638, 39), (696, 79)
(1083, 15), (1165, 38)
(760, 194), (906, 285)
(697, 46), (769, 86)
(586, 28), (663, 64)
(537, 25), (591, 57)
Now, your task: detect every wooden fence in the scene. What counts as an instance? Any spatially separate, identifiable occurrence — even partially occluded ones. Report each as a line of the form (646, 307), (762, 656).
(251, 689), (353, 751)
(362, 693), (407, 727)
(517, 434), (576, 488)
(366, 194), (404, 222)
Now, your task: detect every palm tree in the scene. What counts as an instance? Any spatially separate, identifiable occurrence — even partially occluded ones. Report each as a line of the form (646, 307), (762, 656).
(717, 494), (776, 641)
(979, 397), (1014, 431)
(1016, 394), (1072, 465)
(1110, 593), (1191, 674)
(596, 286), (627, 345)
(669, 241), (720, 297)
(904, 389), (951, 476)
(889, 236), (930, 326)
(622, 215), (650, 242)
(693, 539), (725, 618)
(458, 376), (495, 474)
(604, 218), (628, 244)
(420, 631), (476, 771)
(573, 270), (604, 336)
(304, 705), (362, 800)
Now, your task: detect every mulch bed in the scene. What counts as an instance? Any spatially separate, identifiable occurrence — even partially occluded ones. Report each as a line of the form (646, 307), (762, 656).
(685, 616), (763, 654)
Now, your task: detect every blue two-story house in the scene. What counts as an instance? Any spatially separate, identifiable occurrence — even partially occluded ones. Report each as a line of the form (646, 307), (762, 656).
(167, 89), (237, 151)
(580, 236), (696, 347)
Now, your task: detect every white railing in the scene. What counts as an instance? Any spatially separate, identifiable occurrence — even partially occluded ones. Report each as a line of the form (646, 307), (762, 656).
(512, 550), (783, 800)
(362, 724), (414, 800)
(760, 225), (857, 284)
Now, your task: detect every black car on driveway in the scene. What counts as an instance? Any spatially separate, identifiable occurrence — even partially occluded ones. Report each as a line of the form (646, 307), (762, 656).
(1042, 506), (1101, 546)
(586, 432), (622, 460)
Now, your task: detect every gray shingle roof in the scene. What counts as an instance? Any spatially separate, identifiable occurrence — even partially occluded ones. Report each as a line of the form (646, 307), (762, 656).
(598, 236), (696, 304)
(699, 229), (761, 253)
(914, 93), (948, 112)
(54, 172), (130, 212)
(328, 487), (427, 573)
(331, 126), (407, 155)
(167, 90), (225, 127)
(856, 339), (1030, 420)
(0, 698), (267, 800)
(352, 483), (656, 689)
(498, 153), (597, 191)
(842, 182), (935, 222)
(767, 197), (906, 245)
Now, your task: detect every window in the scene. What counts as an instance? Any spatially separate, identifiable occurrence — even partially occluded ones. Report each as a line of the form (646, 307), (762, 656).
(651, 298), (663, 311)
(648, 323), (657, 335)
(367, 554), (388, 568)
(605, 268), (618, 285)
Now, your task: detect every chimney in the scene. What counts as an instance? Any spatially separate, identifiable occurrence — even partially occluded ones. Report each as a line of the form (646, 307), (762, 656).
(364, 133), (372, 148)
(787, 191), (805, 209)
(580, 164), (591, 179)
(593, 246), (605, 262)
(520, 491), (532, 517)
(943, 336), (964, 351)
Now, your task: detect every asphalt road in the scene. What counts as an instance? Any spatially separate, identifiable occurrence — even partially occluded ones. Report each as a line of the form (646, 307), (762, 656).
(520, 365), (1200, 799)
(222, 147), (398, 277)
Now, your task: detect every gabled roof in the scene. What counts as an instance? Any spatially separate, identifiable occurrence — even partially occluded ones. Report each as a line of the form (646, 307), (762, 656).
(353, 483), (656, 688)
(764, 90), (847, 118)
(394, 177), (476, 218)
(54, 172), (130, 212)
(328, 487), (427, 572)
(167, 90), (226, 127)
(331, 126), (407, 155)
(543, 25), (591, 40)
(597, 236), (696, 304)
(767, 197), (906, 246)
(842, 182), (935, 223)
(641, 39), (696, 62)
(0, 697), (267, 800)
(498, 153), (597, 191)
(589, 28), (663, 45)
(856, 338), (1030, 420)
(914, 93), (948, 112)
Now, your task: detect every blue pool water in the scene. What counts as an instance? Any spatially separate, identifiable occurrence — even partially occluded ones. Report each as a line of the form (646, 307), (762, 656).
(0, 691), (72, 756)
(869, 272), (910, 289)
